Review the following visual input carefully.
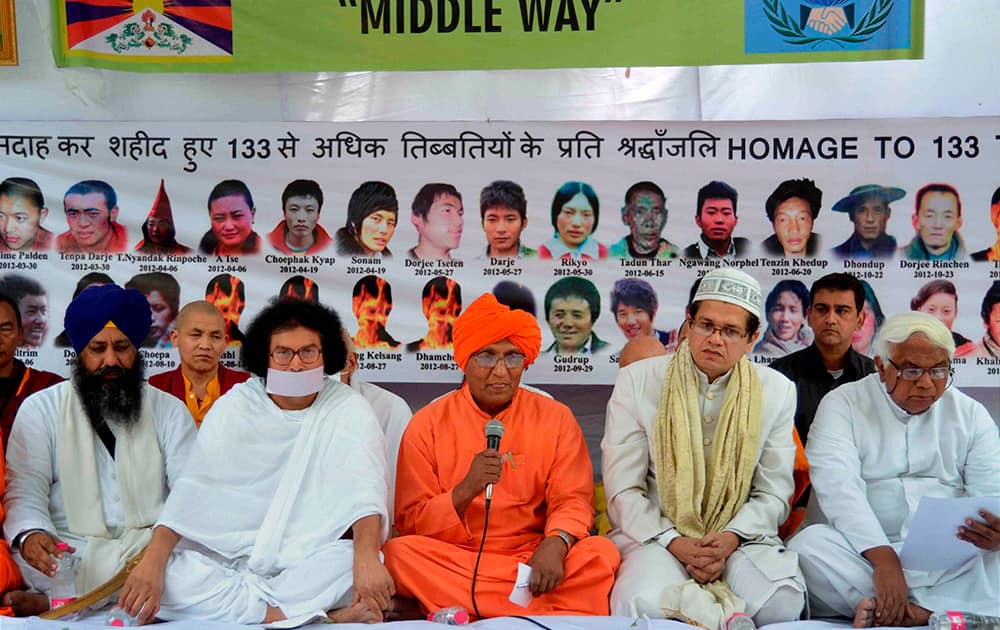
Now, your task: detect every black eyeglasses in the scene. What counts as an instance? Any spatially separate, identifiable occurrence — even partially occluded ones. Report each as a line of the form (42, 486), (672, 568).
(270, 346), (321, 366)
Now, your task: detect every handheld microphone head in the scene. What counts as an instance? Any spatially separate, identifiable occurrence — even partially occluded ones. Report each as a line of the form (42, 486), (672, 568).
(485, 419), (504, 451)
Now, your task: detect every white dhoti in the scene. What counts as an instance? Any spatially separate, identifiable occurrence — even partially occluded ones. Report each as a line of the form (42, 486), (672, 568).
(156, 378), (390, 626)
(159, 540), (357, 624)
(611, 538), (806, 626)
(790, 524), (1000, 618)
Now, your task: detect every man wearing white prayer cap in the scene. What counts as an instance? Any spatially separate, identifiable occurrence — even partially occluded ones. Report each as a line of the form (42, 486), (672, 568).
(603, 267), (805, 630)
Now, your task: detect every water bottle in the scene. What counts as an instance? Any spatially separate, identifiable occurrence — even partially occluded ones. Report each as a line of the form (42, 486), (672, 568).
(48, 542), (77, 609)
(725, 612), (758, 630)
(929, 611), (1000, 630)
(427, 606), (470, 625)
(105, 605), (139, 627)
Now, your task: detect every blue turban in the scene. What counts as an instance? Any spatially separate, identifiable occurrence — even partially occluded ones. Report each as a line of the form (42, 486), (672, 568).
(64, 284), (151, 353)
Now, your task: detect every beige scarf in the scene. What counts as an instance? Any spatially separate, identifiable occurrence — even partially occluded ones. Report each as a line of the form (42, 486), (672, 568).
(653, 340), (763, 629)
(57, 383), (164, 593)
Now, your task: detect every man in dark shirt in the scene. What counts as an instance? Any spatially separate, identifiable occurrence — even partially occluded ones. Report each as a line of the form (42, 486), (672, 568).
(830, 185), (903, 259)
(771, 272), (875, 445)
(771, 273), (874, 535)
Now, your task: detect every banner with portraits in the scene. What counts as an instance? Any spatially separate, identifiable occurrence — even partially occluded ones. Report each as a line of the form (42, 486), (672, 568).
(50, 0), (923, 73)
(0, 117), (997, 388)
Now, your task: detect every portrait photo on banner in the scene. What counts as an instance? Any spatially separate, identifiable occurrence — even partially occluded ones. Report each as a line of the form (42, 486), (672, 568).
(0, 118), (995, 387)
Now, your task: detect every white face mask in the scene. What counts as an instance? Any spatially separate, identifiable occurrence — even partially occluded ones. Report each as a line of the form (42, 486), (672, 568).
(266, 365), (325, 397)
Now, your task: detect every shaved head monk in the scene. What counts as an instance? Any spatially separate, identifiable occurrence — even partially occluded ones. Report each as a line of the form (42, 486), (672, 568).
(619, 334), (668, 368)
(148, 301), (250, 427)
(383, 293), (620, 620)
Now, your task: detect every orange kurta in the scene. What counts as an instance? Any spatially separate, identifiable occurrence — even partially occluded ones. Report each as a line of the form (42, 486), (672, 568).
(778, 427), (810, 539)
(383, 385), (619, 618)
(0, 446), (24, 615)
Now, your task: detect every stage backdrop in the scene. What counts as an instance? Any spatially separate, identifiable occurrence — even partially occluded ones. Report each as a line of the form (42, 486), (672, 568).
(0, 117), (996, 388)
(50, 0), (923, 72)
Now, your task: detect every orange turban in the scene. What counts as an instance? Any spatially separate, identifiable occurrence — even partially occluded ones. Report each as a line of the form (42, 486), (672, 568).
(452, 293), (541, 370)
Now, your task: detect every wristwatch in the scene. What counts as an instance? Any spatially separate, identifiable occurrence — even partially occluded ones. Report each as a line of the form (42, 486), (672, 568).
(13, 528), (45, 551)
(549, 529), (573, 551)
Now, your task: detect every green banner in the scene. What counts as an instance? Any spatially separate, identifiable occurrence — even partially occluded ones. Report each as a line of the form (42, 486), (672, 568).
(52, 0), (923, 73)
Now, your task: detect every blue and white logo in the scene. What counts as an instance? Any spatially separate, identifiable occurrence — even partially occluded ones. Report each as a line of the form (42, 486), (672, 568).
(746, 0), (911, 53)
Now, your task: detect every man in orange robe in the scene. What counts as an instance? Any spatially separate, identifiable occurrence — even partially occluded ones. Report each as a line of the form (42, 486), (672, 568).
(0, 447), (24, 616)
(384, 293), (620, 619)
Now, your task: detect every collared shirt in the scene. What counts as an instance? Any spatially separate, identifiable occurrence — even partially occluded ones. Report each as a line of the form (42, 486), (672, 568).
(266, 220), (332, 256)
(831, 231), (897, 259)
(696, 235), (735, 259)
(608, 236), (679, 260)
(902, 233), (967, 261)
(183, 373), (221, 427)
(684, 235), (750, 260)
(544, 333), (608, 355)
(769, 343), (875, 444)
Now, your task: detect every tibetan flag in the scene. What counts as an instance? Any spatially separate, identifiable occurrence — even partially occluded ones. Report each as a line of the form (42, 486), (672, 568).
(58, 0), (232, 64)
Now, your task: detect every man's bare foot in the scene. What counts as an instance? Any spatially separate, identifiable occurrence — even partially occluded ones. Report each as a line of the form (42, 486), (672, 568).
(853, 597), (877, 628)
(1, 591), (51, 617)
(382, 595), (423, 622)
(262, 604), (286, 624)
(328, 601), (381, 624)
(902, 603), (932, 627)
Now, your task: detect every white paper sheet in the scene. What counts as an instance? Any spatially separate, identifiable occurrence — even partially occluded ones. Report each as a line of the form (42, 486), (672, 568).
(508, 562), (534, 608)
(899, 495), (1000, 571)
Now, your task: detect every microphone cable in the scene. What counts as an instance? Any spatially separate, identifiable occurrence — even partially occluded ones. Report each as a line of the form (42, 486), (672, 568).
(470, 494), (491, 619)
(471, 497), (555, 630)
(473, 418), (504, 619)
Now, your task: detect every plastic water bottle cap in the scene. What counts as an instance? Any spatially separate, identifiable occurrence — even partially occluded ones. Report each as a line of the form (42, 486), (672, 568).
(109, 620), (125, 627)
(453, 609), (469, 624)
(55, 542), (70, 551)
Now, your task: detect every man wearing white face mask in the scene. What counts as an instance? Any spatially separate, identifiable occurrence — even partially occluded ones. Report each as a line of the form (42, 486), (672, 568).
(118, 299), (393, 625)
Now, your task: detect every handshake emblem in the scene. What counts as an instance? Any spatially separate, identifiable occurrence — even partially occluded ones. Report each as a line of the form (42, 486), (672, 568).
(806, 6), (848, 34)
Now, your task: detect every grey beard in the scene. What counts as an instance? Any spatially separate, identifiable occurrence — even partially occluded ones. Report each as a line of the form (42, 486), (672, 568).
(71, 355), (145, 430)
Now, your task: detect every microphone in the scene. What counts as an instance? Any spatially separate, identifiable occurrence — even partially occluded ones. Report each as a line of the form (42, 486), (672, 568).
(484, 419), (504, 502)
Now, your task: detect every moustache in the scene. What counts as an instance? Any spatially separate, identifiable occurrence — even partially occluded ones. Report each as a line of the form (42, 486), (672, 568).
(93, 366), (125, 379)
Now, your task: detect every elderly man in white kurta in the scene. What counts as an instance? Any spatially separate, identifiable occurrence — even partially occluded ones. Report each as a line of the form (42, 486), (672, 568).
(788, 312), (1000, 627)
(118, 299), (393, 626)
(2, 285), (195, 616)
(604, 268), (805, 630)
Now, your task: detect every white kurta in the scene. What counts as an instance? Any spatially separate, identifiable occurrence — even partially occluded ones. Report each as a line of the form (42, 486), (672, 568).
(788, 373), (1000, 617)
(156, 377), (390, 626)
(349, 377), (412, 517)
(602, 354), (804, 626)
(2, 382), (196, 593)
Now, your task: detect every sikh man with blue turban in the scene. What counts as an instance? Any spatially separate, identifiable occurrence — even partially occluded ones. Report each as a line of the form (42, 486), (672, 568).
(1, 285), (195, 616)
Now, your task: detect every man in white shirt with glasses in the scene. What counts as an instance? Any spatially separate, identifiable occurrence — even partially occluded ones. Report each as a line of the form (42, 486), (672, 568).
(604, 267), (805, 630)
(789, 312), (1000, 628)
